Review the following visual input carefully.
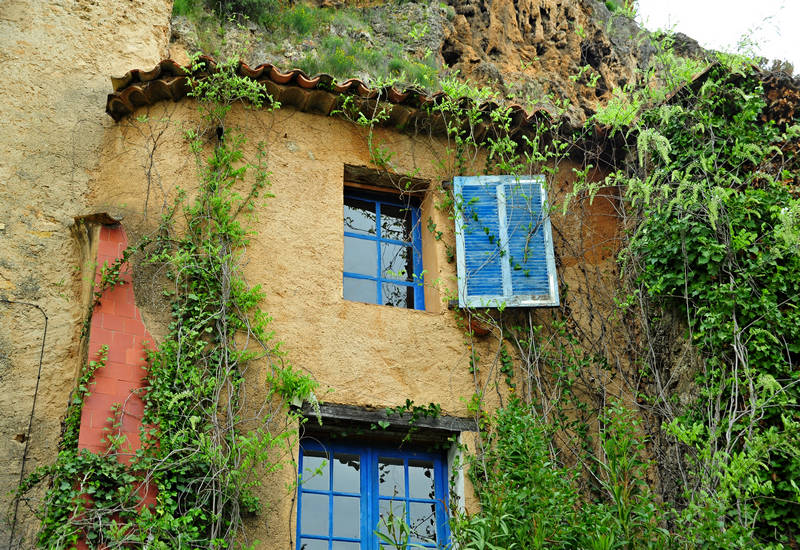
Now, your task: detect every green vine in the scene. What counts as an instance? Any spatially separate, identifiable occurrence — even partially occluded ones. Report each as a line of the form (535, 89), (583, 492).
(18, 56), (318, 549)
(335, 43), (800, 548)
(17, 31), (800, 550)
(620, 64), (800, 545)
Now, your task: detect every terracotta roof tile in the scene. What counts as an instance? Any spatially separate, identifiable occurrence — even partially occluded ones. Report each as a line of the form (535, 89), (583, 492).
(106, 57), (640, 168)
(106, 56), (561, 132)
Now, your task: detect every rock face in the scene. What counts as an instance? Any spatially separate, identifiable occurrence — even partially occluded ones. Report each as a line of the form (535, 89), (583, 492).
(170, 0), (656, 126)
(440, 0), (654, 121)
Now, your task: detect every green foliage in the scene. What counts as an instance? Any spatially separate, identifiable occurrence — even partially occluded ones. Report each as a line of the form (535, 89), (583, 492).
(453, 401), (590, 549)
(172, 0), (201, 17)
(13, 347), (140, 548)
(334, 42), (799, 547)
(594, 85), (642, 127)
(604, 0), (637, 18)
(187, 54), (277, 127)
(624, 63), (800, 545)
(593, 33), (707, 130)
(172, 0), (284, 26)
(174, 0), (440, 90)
(299, 35), (438, 89)
(278, 4), (332, 36)
(454, 400), (669, 549)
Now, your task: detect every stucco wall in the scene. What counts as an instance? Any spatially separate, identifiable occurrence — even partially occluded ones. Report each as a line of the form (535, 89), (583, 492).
(0, 1), (171, 546)
(84, 96), (620, 547)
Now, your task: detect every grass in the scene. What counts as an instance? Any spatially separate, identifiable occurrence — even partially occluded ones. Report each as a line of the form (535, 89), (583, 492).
(298, 36), (439, 89)
(172, 0), (441, 91)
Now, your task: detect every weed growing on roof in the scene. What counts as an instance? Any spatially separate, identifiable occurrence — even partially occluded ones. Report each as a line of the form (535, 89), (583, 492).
(298, 35), (439, 89)
(172, 0), (441, 90)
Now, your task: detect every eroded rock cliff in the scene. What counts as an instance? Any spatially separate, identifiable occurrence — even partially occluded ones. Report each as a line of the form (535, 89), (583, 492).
(170, 0), (662, 125)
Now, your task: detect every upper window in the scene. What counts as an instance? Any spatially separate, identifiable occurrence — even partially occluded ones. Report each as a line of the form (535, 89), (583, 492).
(343, 189), (424, 310)
(454, 175), (559, 308)
(296, 439), (449, 549)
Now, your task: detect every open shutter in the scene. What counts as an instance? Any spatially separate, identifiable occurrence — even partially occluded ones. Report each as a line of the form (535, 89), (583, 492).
(454, 176), (558, 308)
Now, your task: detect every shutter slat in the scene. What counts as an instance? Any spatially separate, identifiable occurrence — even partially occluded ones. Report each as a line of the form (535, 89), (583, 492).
(454, 175), (559, 308)
(461, 183), (503, 298)
(505, 182), (551, 296)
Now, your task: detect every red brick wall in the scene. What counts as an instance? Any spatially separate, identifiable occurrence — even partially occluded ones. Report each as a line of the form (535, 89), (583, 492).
(74, 225), (156, 547)
(79, 225), (156, 485)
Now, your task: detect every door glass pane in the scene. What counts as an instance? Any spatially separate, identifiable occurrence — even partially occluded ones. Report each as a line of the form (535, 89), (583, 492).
(299, 539), (327, 550)
(408, 460), (435, 500)
(301, 493), (329, 536)
(331, 542), (360, 550)
(344, 236), (377, 276)
(381, 243), (413, 281)
(409, 502), (437, 543)
(378, 499), (406, 539)
(333, 454), (360, 493)
(332, 495), (360, 538)
(302, 451), (329, 491)
(378, 457), (405, 497)
(380, 202), (412, 242)
(343, 277), (377, 304)
(381, 283), (413, 308)
(344, 197), (376, 236)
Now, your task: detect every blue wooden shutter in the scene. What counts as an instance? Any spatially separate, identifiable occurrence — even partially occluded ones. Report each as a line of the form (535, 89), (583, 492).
(454, 176), (559, 308)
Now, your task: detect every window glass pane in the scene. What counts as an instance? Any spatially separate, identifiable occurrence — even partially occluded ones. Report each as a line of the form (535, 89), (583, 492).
(333, 454), (360, 493)
(331, 542), (360, 550)
(381, 283), (413, 309)
(332, 495), (360, 538)
(378, 457), (405, 497)
(344, 197), (376, 236)
(408, 460), (435, 500)
(380, 202), (412, 242)
(409, 502), (437, 544)
(343, 277), (377, 304)
(381, 243), (413, 281)
(301, 493), (329, 536)
(344, 236), (377, 276)
(299, 539), (327, 550)
(378, 499), (406, 538)
(302, 451), (329, 491)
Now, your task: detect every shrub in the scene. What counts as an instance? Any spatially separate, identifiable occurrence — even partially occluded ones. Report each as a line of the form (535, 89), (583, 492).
(453, 400), (596, 549)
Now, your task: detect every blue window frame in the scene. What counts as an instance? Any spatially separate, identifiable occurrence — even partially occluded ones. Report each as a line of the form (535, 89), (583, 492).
(454, 175), (559, 308)
(296, 440), (449, 550)
(343, 189), (425, 310)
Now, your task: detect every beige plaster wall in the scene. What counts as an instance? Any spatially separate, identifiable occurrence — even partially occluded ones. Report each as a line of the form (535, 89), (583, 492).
(90, 102), (491, 410)
(86, 97), (622, 547)
(0, 1), (171, 546)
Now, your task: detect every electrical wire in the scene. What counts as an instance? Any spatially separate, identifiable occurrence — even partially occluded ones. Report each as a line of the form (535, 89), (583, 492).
(2, 299), (48, 549)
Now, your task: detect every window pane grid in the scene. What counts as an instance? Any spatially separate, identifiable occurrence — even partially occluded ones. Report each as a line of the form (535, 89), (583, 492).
(343, 191), (424, 310)
(344, 231), (412, 247)
(298, 442), (447, 549)
(299, 451), (363, 546)
(376, 456), (438, 548)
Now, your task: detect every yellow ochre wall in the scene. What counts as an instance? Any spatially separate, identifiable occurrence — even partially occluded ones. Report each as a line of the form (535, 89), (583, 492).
(0, 1), (171, 544)
(86, 96), (619, 547)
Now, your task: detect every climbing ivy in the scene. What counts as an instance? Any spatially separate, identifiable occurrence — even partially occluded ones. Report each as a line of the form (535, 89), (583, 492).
(621, 64), (800, 545)
(336, 45), (800, 548)
(17, 35), (800, 550)
(17, 56), (318, 549)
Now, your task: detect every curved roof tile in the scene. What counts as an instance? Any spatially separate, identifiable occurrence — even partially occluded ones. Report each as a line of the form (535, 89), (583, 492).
(104, 56), (638, 168)
(105, 56), (562, 131)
